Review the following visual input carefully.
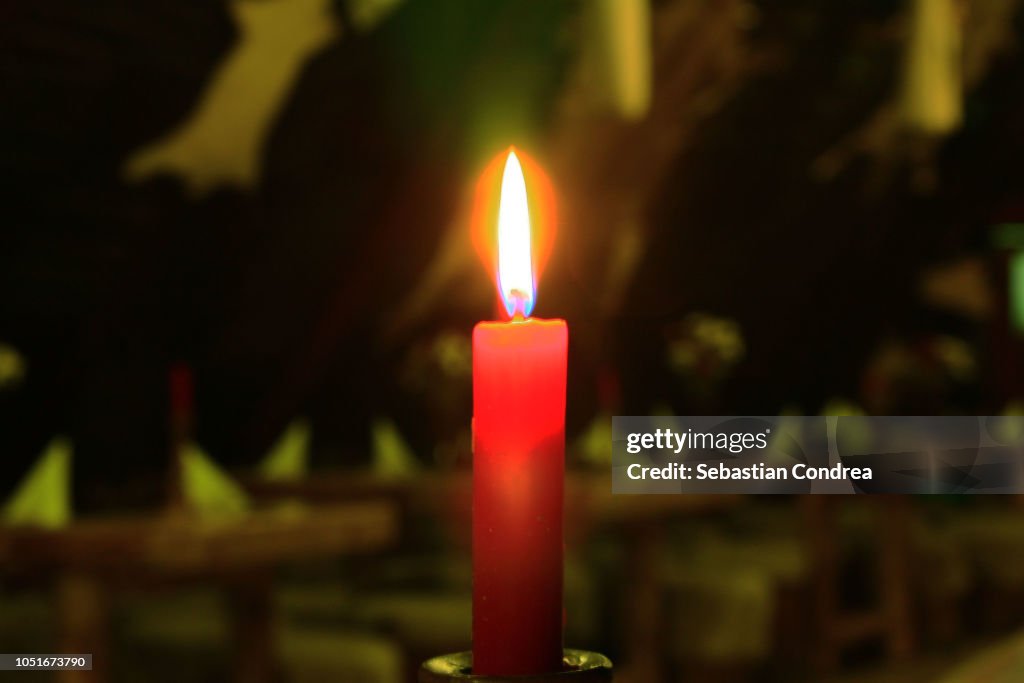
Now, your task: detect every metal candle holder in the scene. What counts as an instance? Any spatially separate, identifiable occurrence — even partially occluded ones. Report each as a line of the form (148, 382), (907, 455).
(419, 649), (613, 682)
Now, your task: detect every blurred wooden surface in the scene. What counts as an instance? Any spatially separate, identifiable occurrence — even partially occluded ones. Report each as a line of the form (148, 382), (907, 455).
(0, 500), (398, 576)
(0, 500), (401, 683)
(243, 469), (741, 682)
(242, 470), (740, 521)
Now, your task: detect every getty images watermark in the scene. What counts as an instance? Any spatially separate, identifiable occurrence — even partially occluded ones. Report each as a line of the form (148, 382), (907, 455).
(612, 416), (1024, 494)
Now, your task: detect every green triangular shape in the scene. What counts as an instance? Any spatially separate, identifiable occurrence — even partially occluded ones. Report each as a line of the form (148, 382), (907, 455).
(372, 418), (420, 479)
(258, 419), (310, 482)
(181, 442), (251, 519)
(3, 437), (72, 529)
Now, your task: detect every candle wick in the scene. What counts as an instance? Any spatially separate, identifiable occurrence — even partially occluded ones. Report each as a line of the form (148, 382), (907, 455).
(510, 290), (528, 321)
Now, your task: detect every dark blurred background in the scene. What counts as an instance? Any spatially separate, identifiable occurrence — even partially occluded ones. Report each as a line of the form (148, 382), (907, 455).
(3, 0), (1024, 681)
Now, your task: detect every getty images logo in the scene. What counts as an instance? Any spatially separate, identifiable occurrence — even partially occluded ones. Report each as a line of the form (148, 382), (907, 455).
(625, 427), (770, 455)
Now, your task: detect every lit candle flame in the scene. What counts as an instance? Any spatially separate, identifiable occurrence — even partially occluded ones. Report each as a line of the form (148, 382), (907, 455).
(497, 149), (535, 318)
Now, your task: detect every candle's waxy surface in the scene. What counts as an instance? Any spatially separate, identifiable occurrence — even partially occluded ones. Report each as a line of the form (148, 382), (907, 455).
(472, 317), (567, 676)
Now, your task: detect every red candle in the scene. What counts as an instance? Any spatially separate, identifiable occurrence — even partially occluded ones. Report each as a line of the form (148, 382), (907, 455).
(472, 149), (567, 675)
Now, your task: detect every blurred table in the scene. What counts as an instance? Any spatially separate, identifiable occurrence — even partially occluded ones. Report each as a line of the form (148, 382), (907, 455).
(0, 500), (400, 683)
(244, 470), (742, 683)
(242, 470), (740, 535)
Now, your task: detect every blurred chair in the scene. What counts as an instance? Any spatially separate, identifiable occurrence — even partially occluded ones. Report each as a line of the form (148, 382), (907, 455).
(910, 506), (973, 645)
(947, 505), (1024, 632)
(803, 497), (915, 675)
(656, 507), (809, 682)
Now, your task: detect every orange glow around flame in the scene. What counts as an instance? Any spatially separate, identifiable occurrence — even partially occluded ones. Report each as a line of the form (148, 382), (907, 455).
(471, 147), (556, 319)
